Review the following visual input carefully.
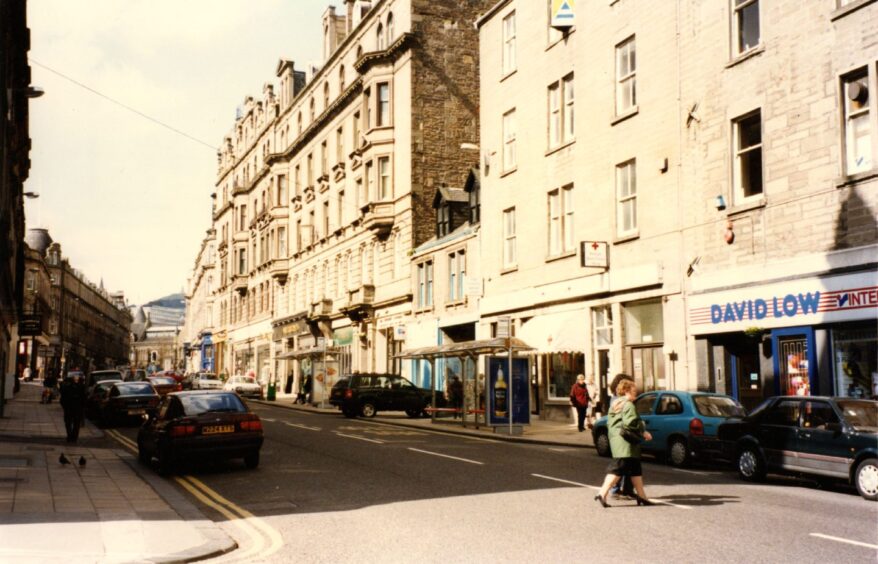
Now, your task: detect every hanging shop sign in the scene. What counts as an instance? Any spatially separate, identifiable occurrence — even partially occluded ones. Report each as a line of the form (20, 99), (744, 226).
(688, 271), (877, 335)
(19, 315), (41, 336)
(580, 241), (609, 269)
(550, 0), (575, 28)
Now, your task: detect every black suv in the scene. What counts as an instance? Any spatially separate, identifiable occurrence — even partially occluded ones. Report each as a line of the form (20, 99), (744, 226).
(329, 373), (435, 418)
(718, 396), (877, 500)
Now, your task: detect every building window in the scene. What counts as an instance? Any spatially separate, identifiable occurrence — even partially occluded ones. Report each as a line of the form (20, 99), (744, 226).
(417, 261), (434, 308)
(336, 127), (344, 165)
(732, 0), (760, 56)
(448, 250), (466, 302)
(238, 249), (247, 275)
(503, 207), (517, 268)
(294, 165), (301, 196)
(377, 82), (390, 127)
(277, 174), (287, 205)
(386, 13), (394, 44)
(393, 231), (403, 279)
(623, 299), (665, 392)
(309, 97), (316, 122)
(437, 204), (450, 238)
(503, 109), (517, 171)
(339, 65), (346, 93)
(323, 82), (330, 111)
(469, 183), (481, 224)
(321, 140), (328, 176)
(377, 23), (385, 50)
(732, 110), (763, 202)
(364, 88), (372, 129)
(337, 190), (345, 227)
(843, 69), (873, 175)
(353, 111), (362, 149)
(378, 156), (391, 200)
(323, 201), (330, 238)
(833, 326), (877, 398)
(502, 11), (516, 76)
(278, 226), (286, 257)
(548, 185), (574, 256)
(307, 153), (314, 186)
(616, 160), (637, 236)
(593, 306), (613, 347)
(548, 74), (575, 148)
(615, 36), (636, 115)
(365, 161), (374, 202)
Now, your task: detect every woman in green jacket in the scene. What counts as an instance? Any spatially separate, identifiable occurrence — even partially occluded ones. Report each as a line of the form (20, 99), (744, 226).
(594, 379), (654, 507)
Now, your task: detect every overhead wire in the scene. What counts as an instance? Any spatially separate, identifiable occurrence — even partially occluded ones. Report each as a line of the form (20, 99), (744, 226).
(29, 57), (216, 150)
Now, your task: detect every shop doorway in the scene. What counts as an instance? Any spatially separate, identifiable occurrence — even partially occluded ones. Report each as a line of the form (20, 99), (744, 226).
(630, 345), (664, 392)
(772, 327), (817, 396)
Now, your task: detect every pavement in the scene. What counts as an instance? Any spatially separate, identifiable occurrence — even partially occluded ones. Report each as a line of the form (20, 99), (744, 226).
(256, 393), (597, 448)
(0, 381), (236, 564)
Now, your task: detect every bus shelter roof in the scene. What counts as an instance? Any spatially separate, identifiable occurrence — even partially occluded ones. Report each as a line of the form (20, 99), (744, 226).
(276, 345), (338, 360)
(394, 337), (535, 360)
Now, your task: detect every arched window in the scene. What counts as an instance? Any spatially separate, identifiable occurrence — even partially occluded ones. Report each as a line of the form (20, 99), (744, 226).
(339, 65), (346, 93)
(386, 13), (394, 44)
(297, 112), (303, 135)
(323, 82), (330, 110)
(309, 97), (315, 122)
(377, 24), (385, 50)
(356, 45), (364, 60)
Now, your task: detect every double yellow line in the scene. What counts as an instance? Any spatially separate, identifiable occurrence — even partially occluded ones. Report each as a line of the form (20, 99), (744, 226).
(105, 429), (283, 561)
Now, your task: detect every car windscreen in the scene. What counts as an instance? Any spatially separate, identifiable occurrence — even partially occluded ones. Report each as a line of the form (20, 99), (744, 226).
(150, 377), (176, 385)
(115, 383), (155, 395)
(180, 393), (247, 415)
(199, 374), (220, 381)
(837, 400), (878, 429)
(694, 395), (746, 418)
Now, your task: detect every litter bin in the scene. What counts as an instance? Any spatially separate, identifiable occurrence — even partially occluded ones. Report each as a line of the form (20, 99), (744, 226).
(267, 382), (276, 401)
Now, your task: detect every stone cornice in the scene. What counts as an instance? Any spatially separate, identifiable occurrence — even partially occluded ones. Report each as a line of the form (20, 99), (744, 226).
(353, 33), (416, 75)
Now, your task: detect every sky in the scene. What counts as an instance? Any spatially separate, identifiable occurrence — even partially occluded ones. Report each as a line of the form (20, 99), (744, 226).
(26, 0), (327, 305)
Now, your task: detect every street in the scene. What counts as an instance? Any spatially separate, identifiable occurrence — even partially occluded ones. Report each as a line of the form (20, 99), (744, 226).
(110, 403), (878, 563)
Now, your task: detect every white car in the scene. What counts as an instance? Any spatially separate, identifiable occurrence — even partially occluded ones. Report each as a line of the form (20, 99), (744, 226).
(223, 375), (263, 399)
(192, 373), (223, 390)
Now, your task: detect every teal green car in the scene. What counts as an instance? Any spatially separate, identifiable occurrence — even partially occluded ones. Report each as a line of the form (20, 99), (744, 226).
(592, 391), (746, 467)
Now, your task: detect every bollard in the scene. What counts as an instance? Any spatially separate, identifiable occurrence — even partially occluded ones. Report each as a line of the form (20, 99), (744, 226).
(267, 382), (276, 401)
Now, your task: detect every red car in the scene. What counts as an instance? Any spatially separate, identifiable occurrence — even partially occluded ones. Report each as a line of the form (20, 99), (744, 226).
(154, 370), (185, 383)
(148, 375), (181, 396)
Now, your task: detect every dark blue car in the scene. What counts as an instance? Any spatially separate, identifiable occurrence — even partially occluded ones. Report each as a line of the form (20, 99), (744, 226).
(592, 391), (745, 467)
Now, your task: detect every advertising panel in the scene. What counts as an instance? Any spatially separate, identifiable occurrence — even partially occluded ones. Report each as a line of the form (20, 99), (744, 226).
(487, 357), (529, 425)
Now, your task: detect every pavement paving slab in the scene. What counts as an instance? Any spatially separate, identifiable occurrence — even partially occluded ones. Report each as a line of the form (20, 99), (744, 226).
(0, 382), (237, 563)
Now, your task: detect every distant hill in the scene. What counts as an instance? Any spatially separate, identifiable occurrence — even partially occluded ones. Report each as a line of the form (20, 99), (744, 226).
(144, 293), (185, 309)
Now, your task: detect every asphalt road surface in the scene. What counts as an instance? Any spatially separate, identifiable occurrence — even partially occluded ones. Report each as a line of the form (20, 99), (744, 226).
(115, 402), (878, 563)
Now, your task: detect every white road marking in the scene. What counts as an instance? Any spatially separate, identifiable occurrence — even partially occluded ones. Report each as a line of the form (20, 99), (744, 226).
(672, 468), (709, 476)
(260, 418), (277, 422)
(408, 448), (484, 465)
(285, 422), (321, 431)
(548, 447), (576, 453)
(530, 473), (692, 509)
(810, 533), (878, 550)
(334, 432), (385, 444)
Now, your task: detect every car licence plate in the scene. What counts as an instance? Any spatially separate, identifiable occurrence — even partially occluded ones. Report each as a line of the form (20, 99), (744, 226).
(128, 409), (145, 415)
(203, 425), (234, 435)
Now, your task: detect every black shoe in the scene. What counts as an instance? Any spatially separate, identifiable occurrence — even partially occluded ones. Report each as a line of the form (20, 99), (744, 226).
(594, 494), (610, 508)
(578, 428), (585, 432)
(634, 495), (655, 506)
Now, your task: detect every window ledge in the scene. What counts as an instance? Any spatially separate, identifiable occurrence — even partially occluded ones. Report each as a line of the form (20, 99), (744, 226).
(726, 197), (766, 217)
(414, 305), (434, 314)
(614, 231), (640, 245)
(500, 69), (517, 84)
(500, 266), (518, 275)
(545, 139), (575, 157)
(545, 250), (576, 263)
(831, 0), (876, 21)
(726, 45), (765, 69)
(835, 169), (878, 188)
(445, 299), (466, 309)
(500, 166), (518, 178)
(611, 106), (639, 126)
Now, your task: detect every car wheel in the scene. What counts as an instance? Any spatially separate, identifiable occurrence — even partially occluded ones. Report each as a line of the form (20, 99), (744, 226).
(360, 402), (377, 418)
(668, 437), (690, 468)
(594, 430), (611, 457)
(737, 445), (765, 482)
(854, 458), (878, 501)
(244, 452), (260, 469)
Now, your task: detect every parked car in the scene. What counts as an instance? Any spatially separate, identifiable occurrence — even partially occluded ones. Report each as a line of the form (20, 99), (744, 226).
(192, 373), (223, 390)
(137, 391), (264, 473)
(592, 391), (746, 467)
(126, 369), (148, 382)
(97, 381), (160, 427)
(148, 375), (181, 396)
(86, 369), (123, 390)
(718, 396), (878, 500)
(85, 381), (118, 421)
(329, 373), (438, 418)
(223, 375), (263, 399)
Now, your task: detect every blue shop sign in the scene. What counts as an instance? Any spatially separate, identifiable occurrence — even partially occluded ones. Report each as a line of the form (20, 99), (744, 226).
(710, 292), (821, 324)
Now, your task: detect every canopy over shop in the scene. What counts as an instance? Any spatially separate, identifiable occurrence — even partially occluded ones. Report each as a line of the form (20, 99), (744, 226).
(396, 337), (535, 428)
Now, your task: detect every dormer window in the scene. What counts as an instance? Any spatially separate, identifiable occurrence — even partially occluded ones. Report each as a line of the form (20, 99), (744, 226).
(437, 204), (451, 238)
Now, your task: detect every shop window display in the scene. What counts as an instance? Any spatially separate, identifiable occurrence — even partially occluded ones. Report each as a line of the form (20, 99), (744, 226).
(833, 328), (877, 399)
(547, 352), (584, 400)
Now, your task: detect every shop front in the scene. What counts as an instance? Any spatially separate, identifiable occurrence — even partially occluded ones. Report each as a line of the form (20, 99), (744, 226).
(689, 270), (877, 410)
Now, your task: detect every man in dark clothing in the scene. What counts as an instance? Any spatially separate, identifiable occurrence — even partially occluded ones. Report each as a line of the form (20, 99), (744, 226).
(569, 374), (591, 432)
(59, 372), (86, 443)
(608, 372), (636, 499)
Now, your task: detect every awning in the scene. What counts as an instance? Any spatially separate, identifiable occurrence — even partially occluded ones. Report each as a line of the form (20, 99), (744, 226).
(395, 337), (535, 360)
(276, 345), (338, 360)
(517, 311), (585, 354)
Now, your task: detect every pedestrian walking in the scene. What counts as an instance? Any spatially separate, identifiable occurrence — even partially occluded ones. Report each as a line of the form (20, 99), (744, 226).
(42, 371), (58, 404)
(303, 374), (313, 404)
(59, 371), (86, 443)
(569, 374), (591, 432)
(595, 378), (654, 507)
(606, 373), (636, 499)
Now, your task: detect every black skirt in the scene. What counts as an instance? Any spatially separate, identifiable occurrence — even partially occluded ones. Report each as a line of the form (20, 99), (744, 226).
(607, 457), (642, 477)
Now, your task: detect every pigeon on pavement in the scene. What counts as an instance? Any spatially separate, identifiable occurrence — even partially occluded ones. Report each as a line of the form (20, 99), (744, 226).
(59, 453), (70, 465)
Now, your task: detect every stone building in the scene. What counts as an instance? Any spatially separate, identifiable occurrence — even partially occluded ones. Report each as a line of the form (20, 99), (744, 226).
(130, 303), (185, 372)
(20, 229), (53, 380)
(477, 0), (877, 419)
(202, 0), (491, 399)
(182, 230), (217, 374)
(0, 0), (38, 405)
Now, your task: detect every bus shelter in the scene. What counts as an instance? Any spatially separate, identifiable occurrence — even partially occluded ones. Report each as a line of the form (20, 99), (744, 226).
(395, 337), (534, 428)
(276, 344), (339, 408)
